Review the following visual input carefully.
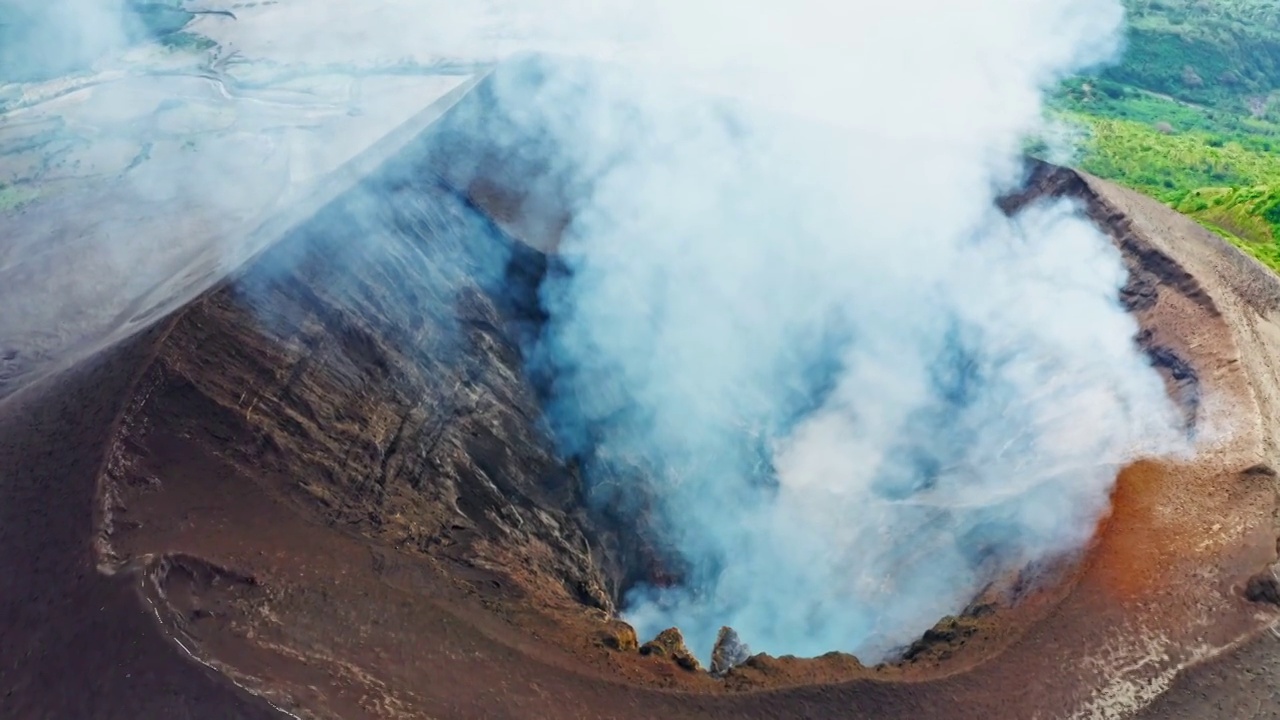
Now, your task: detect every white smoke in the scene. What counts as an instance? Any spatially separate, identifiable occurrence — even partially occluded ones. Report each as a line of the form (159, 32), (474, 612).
(6, 0), (1188, 664)
(454, 0), (1187, 662)
(1, 0), (172, 81)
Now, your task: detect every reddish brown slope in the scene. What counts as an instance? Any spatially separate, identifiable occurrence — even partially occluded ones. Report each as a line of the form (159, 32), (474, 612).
(0, 320), (280, 720)
(6, 70), (1280, 719)
(70, 162), (1280, 720)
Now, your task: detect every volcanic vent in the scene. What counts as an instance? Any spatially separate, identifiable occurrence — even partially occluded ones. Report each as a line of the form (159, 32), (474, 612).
(91, 60), (1280, 719)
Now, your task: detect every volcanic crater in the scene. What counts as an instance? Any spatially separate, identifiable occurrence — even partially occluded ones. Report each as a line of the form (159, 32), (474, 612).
(8, 61), (1280, 720)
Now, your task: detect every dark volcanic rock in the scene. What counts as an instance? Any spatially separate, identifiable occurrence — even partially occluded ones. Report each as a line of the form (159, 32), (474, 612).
(1003, 160), (1206, 429)
(104, 160), (619, 616)
(1243, 464), (1278, 479)
(901, 615), (984, 664)
(710, 626), (751, 676)
(1134, 328), (1201, 429)
(1002, 160), (1218, 316)
(1244, 570), (1280, 606)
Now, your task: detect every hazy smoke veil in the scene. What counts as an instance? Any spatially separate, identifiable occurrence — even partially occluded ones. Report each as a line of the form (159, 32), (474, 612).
(5, 0), (1185, 665)
(1, 0), (175, 82)
(475, 0), (1186, 661)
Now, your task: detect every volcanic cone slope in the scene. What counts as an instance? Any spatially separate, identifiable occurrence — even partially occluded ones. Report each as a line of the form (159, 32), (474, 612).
(7, 68), (1280, 720)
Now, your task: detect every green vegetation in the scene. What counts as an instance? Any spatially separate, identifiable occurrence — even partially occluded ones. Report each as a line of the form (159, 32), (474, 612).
(4, 0), (1280, 274)
(1047, 0), (1280, 274)
(1069, 114), (1280, 198)
(1, 0), (195, 84)
(161, 31), (217, 53)
(0, 185), (39, 213)
(1103, 0), (1280, 114)
(127, 2), (198, 42)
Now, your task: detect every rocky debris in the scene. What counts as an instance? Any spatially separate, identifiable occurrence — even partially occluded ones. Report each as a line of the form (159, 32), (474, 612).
(1120, 274), (1160, 312)
(710, 626), (751, 676)
(1010, 154), (1230, 317)
(142, 553), (267, 648)
(900, 614), (985, 664)
(1134, 329), (1201, 429)
(1001, 160), (1215, 430)
(1244, 569), (1280, 606)
(601, 620), (639, 652)
(112, 163), (626, 619)
(1118, 233), (1218, 314)
(640, 628), (701, 671)
(574, 577), (614, 612)
(732, 653), (785, 682)
(718, 650), (868, 691)
(1242, 463), (1278, 479)
(815, 651), (866, 671)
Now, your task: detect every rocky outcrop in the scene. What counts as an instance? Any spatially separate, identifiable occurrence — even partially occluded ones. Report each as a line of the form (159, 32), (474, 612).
(1244, 570), (1280, 606)
(640, 628), (701, 671)
(601, 620), (640, 652)
(901, 615), (987, 664)
(1002, 160), (1205, 428)
(102, 155), (619, 617)
(710, 627), (751, 676)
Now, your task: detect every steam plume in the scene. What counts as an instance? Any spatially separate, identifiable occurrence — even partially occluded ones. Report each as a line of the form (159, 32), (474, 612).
(464, 0), (1186, 662)
(0, 0), (184, 82)
(9, 0), (1188, 664)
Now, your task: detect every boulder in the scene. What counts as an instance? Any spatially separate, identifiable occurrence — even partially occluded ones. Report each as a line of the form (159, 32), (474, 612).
(601, 620), (639, 652)
(1244, 569), (1280, 606)
(710, 626), (751, 676)
(640, 627), (701, 671)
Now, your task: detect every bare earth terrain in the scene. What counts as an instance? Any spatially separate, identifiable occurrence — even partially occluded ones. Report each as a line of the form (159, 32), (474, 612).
(7, 60), (1280, 719)
(9, 5), (1280, 714)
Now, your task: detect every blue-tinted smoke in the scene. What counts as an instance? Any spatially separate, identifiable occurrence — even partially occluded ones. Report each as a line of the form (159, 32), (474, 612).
(2, 0), (1186, 664)
(457, 1), (1189, 664)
